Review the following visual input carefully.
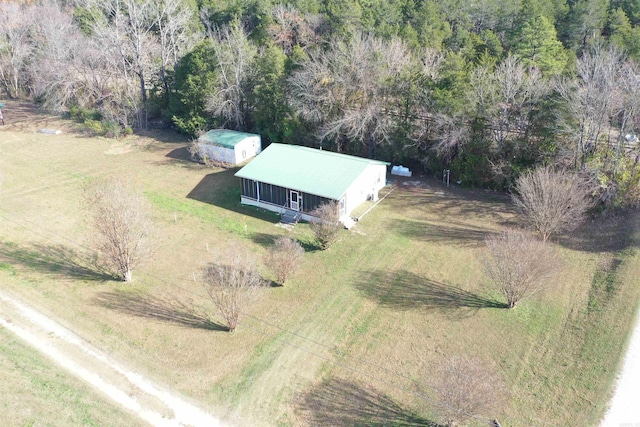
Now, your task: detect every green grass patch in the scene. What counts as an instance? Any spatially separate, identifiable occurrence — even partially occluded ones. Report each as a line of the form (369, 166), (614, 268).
(146, 191), (278, 236)
(0, 262), (16, 275)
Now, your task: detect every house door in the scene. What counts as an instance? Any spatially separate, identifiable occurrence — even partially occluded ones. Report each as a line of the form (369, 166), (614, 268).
(290, 190), (300, 211)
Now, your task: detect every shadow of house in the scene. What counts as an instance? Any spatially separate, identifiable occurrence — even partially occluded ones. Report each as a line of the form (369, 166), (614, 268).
(353, 270), (507, 316)
(296, 378), (440, 427)
(186, 169), (280, 223)
(93, 290), (228, 331)
(0, 242), (114, 281)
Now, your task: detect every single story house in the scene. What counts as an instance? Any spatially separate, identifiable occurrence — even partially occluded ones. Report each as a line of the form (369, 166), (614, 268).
(234, 143), (388, 225)
(196, 129), (261, 166)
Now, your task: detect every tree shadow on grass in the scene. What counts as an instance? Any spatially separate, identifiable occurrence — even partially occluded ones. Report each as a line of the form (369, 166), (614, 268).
(250, 232), (278, 248)
(250, 232), (320, 252)
(93, 290), (228, 331)
(296, 378), (440, 426)
(0, 241), (114, 281)
(556, 210), (640, 253)
(353, 270), (507, 317)
(390, 182), (515, 221)
(393, 219), (495, 247)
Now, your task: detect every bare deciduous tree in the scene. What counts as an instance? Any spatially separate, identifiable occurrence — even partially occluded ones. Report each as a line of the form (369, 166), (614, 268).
(149, 0), (201, 102)
(205, 21), (257, 131)
(289, 32), (412, 156)
(0, 3), (35, 98)
(482, 228), (560, 309)
(264, 236), (304, 286)
(81, 0), (161, 127)
(556, 44), (624, 169)
(469, 55), (548, 148)
(202, 247), (265, 332)
(435, 356), (505, 427)
(85, 178), (154, 282)
(268, 4), (324, 54)
(512, 166), (593, 241)
(310, 201), (341, 250)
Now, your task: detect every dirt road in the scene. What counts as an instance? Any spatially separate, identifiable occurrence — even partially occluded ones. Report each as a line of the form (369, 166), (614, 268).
(0, 287), (222, 427)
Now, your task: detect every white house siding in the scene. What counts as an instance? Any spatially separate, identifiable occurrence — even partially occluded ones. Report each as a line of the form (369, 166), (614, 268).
(342, 163), (387, 217)
(233, 136), (262, 164)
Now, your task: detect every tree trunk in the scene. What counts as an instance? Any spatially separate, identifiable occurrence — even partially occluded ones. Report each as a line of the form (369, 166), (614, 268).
(123, 269), (133, 282)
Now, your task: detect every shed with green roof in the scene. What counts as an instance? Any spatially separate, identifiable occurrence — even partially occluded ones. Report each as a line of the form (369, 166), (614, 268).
(196, 129), (261, 165)
(235, 144), (388, 224)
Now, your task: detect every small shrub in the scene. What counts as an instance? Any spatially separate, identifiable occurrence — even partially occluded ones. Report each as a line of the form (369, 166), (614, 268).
(310, 201), (342, 250)
(435, 356), (506, 427)
(482, 228), (561, 308)
(188, 140), (202, 162)
(84, 119), (105, 136)
(202, 246), (266, 332)
(264, 236), (304, 286)
(103, 120), (122, 138)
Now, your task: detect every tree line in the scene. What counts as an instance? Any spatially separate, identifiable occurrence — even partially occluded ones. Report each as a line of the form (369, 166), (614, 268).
(1, 0), (640, 204)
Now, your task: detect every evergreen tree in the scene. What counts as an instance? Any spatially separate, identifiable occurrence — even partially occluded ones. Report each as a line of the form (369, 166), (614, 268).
(512, 15), (567, 75)
(250, 44), (291, 144)
(169, 40), (217, 135)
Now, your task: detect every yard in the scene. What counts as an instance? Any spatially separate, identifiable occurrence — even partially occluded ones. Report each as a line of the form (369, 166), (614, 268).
(0, 111), (639, 426)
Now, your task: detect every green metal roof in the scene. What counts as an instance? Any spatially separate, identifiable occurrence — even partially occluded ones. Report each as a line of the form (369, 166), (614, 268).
(198, 129), (259, 148)
(235, 144), (389, 200)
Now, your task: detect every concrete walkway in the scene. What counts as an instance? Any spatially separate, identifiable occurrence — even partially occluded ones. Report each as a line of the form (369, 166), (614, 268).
(0, 288), (222, 427)
(601, 306), (640, 427)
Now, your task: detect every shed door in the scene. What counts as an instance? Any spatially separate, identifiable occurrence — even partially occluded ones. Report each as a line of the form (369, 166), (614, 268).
(290, 190), (300, 211)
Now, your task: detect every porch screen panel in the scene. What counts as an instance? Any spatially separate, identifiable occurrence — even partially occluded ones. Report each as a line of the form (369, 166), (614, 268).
(241, 178), (257, 199)
(258, 183), (287, 206)
(302, 193), (331, 213)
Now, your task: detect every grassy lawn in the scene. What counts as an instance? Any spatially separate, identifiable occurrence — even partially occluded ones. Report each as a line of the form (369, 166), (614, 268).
(1, 120), (639, 426)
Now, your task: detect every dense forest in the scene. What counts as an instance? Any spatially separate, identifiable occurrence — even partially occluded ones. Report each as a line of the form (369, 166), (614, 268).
(1, 0), (639, 203)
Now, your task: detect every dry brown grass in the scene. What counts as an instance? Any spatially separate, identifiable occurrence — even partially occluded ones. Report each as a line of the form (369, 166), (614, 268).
(1, 110), (639, 426)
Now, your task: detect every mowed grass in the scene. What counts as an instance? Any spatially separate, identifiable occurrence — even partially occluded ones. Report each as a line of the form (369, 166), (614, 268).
(0, 328), (145, 427)
(1, 121), (639, 426)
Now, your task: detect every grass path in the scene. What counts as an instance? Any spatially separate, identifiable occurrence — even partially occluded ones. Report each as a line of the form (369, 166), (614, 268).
(0, 286), (222, 427)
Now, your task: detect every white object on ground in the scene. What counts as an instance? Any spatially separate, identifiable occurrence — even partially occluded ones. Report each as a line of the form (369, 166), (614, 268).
(601, 306), (640, 426)
(0, 288), (222, 427)
(391, 165), (412, 177)
(37, 128), (62, 134)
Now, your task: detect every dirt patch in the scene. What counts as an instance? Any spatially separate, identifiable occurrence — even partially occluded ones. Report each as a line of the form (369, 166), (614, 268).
(0, 101), (76, 134)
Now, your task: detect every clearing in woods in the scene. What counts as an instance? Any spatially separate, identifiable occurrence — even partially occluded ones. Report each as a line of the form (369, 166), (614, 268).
(0, 102), (639, 426)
